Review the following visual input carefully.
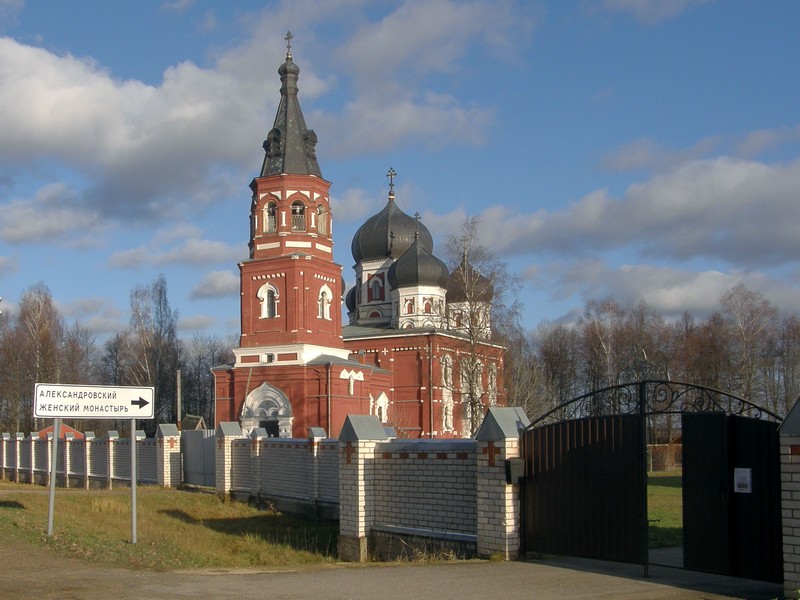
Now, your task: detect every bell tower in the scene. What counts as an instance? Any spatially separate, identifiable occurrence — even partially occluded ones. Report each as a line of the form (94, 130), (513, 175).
(237, 33), (345, 358)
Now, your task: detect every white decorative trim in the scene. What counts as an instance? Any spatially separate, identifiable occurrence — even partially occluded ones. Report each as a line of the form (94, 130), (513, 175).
(286, 241), (312, 248)
(256, 242), (280, 250)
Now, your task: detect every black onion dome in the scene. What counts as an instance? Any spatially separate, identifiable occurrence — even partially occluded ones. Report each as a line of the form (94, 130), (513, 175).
(345, 286), (356, 312)
(447, 255), (493, 303)
(388, 234), (449, 289)
(351, 198), (433, 263)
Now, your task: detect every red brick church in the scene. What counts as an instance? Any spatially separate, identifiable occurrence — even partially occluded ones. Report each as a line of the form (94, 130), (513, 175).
(213, 37), (505, 438)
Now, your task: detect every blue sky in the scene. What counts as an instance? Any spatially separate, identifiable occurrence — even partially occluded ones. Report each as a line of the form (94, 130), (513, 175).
(1, 0), (799, 341)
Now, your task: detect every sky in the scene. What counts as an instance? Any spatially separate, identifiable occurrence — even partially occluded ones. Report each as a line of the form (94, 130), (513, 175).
(0, 0), (799, 343)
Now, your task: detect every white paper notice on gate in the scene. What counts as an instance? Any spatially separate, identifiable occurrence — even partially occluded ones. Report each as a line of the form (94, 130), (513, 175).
(734, 467), (752, 494)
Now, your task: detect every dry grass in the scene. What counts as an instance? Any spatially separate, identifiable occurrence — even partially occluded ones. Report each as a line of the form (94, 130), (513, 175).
(0, 482), (338, 570)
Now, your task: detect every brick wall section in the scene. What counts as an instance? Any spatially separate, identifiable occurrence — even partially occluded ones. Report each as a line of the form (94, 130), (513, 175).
(372, 440), (477, 535)
(318, 441), (339, 503)
(260, 439), (313, 499)
(781, 434), (800, 596)
(214, 424), (341, 515)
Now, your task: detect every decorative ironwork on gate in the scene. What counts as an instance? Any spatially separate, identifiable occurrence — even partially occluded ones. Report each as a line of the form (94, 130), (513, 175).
(528, 379), (782, 428)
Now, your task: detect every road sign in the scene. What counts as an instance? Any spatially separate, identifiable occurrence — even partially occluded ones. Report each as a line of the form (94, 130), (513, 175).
(34, 383), (155, 420)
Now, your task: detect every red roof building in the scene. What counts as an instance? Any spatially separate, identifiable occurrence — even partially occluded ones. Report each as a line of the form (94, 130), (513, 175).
(213, 37), (504, 439)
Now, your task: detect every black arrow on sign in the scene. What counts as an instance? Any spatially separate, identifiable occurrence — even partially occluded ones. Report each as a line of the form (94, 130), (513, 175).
(131, 397), (150, 409)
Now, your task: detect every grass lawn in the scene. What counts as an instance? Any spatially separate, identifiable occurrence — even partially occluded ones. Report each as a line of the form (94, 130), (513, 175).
(0, 482), (338, 570)
(648, 470), (683, 549)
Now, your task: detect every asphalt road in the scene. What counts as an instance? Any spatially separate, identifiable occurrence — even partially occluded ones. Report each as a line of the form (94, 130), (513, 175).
(0, 540), (786, 600)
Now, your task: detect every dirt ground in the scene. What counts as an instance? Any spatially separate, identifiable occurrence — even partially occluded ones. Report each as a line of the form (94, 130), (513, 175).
(0, 537), (787, 600)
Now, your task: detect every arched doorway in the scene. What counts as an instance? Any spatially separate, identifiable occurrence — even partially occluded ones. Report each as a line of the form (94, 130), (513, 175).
(240, 382), (293, 437)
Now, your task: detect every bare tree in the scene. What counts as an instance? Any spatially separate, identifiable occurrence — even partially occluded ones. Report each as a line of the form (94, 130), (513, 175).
(182, 333), (233, 426)
(125, 275), (181, 433)
(720, 283), (778, 402)
(445, 216), (521, 436)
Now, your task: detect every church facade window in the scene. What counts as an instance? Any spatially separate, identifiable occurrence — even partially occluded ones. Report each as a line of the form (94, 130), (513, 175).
(368, 274), (384, 302)
(257, 283), (279, 318)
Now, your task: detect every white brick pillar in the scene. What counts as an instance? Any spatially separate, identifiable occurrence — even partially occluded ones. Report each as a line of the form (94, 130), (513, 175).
(63, 436), (71, 489)
(84, 433), (94, 489)
(13, 433), (23, 482)
(337, 415), (389, 562)
(216, 422), (243, 499)
(476, 438), (522, 559)
(0, 433), (7, 480)
(106, 431), (119, 490)
(156, 424), (181, 488)
(475, 407), (530, 560)
(781, 433), (800, 595)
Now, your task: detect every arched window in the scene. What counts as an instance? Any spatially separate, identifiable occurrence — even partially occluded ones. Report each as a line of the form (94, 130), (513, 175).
(317, 205), (328, 236)
(264, 201), (277, 232)
(424, 299), (432, 314)
(317, 285), (332, 320)
(442, 355), (454, 432)
(291, 201), (305, 231)
(368, 276), (383, 302)
(404, 299), (414, 315)
(257, 283), (279, 318)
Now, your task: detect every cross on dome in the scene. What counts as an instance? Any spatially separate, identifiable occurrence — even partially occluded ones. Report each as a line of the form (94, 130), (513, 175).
(285, 31), (293, 58)
(387, 167), (397, 199)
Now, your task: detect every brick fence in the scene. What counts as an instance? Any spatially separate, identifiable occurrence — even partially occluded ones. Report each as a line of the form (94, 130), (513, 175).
(0, 424), (181, 488)
(215, 407), (529, 561)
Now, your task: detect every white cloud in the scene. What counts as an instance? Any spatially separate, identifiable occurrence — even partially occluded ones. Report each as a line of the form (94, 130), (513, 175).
(599, 0), (714, 25)
(333, 187), (383, 224)
(190, 270), (238, 299)
(159, 0), (196, 13)
(470, 156), (800, 269)
(178, 313), (217, 332)
(107, 227), (245, 269)
(538, 260), (800, 321)
(0, 183), (104, 246)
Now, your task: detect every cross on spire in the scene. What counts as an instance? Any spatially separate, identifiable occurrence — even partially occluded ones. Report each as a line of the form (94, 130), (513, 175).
(285, 31), (293, 58)
(387, 167), (397, 199)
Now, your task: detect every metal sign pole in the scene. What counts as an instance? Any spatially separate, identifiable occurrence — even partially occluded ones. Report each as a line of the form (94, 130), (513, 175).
(131, 418), (137, 544)
(47, 418), (60, 537)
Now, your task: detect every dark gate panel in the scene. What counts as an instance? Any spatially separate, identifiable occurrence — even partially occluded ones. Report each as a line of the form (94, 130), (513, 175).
(523, 415), (645, 564)
(683, 413), (730, 574)
(728, 416), (782, 583)
(683, 413), (782, 582)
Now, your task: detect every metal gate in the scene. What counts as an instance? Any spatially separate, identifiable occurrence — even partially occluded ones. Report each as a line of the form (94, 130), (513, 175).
(521, 380), (782, 581)
(182, 429), (216, 487)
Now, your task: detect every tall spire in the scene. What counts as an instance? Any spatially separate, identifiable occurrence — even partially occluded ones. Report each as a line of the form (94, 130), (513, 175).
(260, 32), (323, 178)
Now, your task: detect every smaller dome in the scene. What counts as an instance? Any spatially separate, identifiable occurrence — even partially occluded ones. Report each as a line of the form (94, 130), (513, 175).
(345, 286), (356, 312)
(279, 55), (300, 77)
(388, 234), (450, 290)
(447, 255), (493, 303)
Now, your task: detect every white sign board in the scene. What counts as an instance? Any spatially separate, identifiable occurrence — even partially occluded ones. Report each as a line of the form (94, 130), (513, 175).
(734, 467), (752, 494)
(34, 383), (155, 420)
